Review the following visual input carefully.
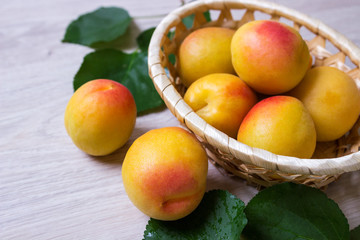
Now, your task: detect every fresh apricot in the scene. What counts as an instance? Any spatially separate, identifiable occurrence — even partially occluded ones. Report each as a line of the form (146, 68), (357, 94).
(64, 79), (136, 156)
(231, 20), (310, 95)
(289, 66), (360, 141)
(237, 96), (316, 158)
(122, 127), (208, 221)
(178, 27), (235, 87)
(184, 73), (257, 138)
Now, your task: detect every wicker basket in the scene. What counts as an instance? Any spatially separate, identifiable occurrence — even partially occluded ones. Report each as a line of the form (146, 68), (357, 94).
(148, 0), (360, 188)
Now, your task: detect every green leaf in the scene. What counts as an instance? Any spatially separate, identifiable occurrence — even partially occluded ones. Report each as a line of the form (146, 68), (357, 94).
(166, 11), (211, 40)
(182, 11), (212, 29)
(62, 7), (132, 47)
(74, 49), (163, 114)
(243, 182), (350, 240)
(203, 11), (211, 22)
(351, 225), (360, 240)
(143, 190), (247, 240)
(137, 27), (155, 52)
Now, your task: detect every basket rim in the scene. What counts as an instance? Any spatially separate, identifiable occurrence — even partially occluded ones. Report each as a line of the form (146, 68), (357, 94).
(148, 0), (360, 175)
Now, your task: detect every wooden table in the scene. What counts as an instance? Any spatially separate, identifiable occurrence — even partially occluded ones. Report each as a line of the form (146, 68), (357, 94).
(1, 0), (359, 239)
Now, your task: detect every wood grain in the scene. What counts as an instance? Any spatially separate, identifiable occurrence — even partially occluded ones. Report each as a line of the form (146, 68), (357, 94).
(0, 0), (359, 239)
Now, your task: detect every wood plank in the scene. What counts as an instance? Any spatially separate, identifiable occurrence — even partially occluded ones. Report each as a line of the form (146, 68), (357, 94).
(1, 0), (359, 239)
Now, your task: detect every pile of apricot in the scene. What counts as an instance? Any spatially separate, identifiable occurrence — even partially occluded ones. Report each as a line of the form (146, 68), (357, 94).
(179, 20), (360, 159)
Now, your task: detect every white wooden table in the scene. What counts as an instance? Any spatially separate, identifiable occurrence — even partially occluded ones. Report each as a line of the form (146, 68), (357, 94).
(1, 0), (360, 239)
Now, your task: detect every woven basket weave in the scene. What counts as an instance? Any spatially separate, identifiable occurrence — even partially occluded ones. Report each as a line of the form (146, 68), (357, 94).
(148, 0), (360, 188)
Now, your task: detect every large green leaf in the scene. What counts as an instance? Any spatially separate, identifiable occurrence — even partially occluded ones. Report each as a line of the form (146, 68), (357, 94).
(351, 225), (360, 240)
(243, 182), (350, 240)
(143, 190), (247, 240)
(62, 7), (131, 47)
(73, 49), (163, 114)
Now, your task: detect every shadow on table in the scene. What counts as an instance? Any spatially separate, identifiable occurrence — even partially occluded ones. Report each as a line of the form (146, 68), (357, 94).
(206, 167), (259, 204)
(87, 125), (159, 165)
(87, 144), (130, 165)
(326, 171), (360, 202)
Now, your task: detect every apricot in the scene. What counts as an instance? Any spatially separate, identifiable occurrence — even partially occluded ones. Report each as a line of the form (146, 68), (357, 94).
(184, 73), (257, 138)
(64, 79), (136, 156)
(237, 96), (316, 158)
(231, 20), (310, 95)
(122, 127), (208, 221)
(178, 27), (236, 87)
(289, 66), (360, 141)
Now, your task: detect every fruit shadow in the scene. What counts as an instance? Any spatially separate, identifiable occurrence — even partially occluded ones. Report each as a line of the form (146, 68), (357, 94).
(206, 165), (259, 203)
(137, 104), (167, 117)
(325, 171), (360, 229)
(87, 126), (158, 165)
(87, 141), (132, 165)
(326, 171), (360, 201)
